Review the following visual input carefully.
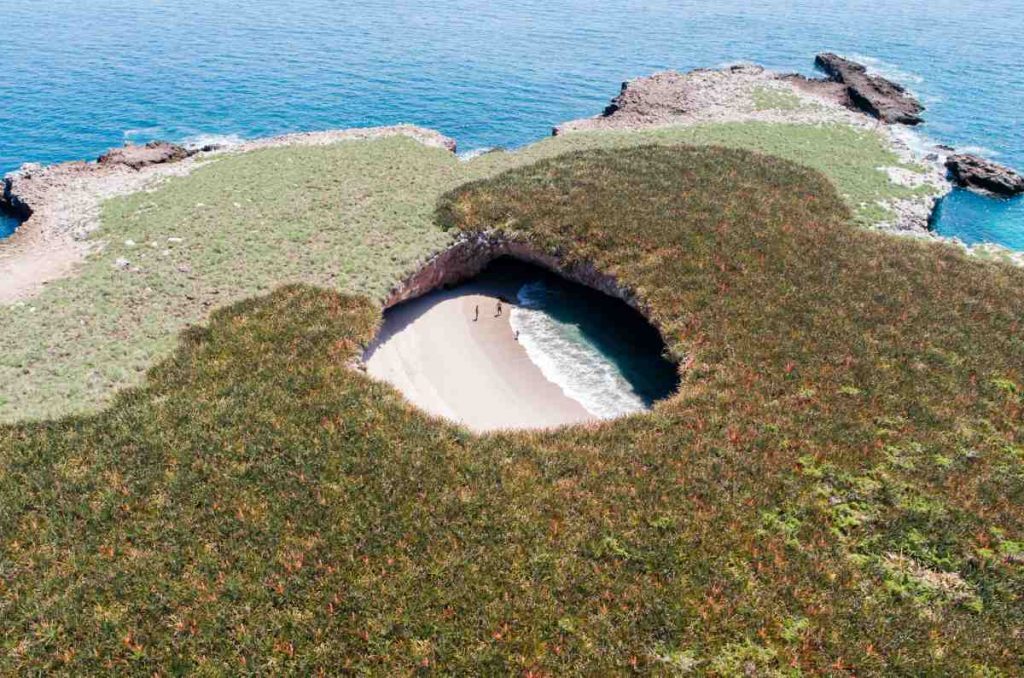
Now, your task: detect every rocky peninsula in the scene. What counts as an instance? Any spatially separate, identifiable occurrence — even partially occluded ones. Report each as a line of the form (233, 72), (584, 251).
(1, 53), (1022, 424)
(0, 126), (456, 304)
(556, 53), (1023, 246)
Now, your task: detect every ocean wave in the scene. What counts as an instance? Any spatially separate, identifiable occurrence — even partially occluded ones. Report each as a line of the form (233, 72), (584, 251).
(956, 145), (1001, 158)
(509, 281), (647, 419)
(889, 125), (943, 154)
(180, 133), (246, 150)
(847, 53), (924, 86)
(122, 127), (165, 142)
(458, 147), (496, 161)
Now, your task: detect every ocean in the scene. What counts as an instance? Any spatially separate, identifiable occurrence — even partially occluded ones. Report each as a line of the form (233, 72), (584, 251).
(0, 0), (1021, 247)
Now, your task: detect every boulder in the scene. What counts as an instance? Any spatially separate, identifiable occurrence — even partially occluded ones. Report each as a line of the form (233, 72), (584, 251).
(945, 154), (1024, 196)
(97, 141), (193, 170)
(814, 53), (924, 125)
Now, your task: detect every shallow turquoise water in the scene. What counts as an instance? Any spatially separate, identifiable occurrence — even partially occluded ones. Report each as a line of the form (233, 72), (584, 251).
(0, 214), (16, 239)
(0, 0), (1021, 246)
(478, 259), (679, 418)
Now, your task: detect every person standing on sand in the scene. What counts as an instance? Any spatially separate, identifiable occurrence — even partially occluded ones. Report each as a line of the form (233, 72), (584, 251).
(496, 301), (503, 317)
(474, 305), (479, 322)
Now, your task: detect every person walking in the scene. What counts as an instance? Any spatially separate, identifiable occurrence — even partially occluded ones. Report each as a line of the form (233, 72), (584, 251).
(495, 301), (503, 317)
(474, 304), (479, 322)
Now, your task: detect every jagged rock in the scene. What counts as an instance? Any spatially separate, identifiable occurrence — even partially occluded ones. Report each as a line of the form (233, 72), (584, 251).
(814, 53), (924, 125)
(97, 141), (193, 170)
(946, 154), (1024, 196)
(383, 233), (647, 322)
(1, 171), (33, 220)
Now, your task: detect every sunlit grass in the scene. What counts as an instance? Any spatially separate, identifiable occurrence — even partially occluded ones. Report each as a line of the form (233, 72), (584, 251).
(751, 86), (804, 111)
(0, 123), (933, 424)
(1, 146), (1019, 674)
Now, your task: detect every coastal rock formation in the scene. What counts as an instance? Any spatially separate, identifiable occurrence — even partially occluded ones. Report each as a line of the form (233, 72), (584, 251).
(1, 125), (458, 305)
(384, 233), (643, 315)
(1, 165), (37, 219)
(813, 53), (924, 125)
(553, 63), (874, 137)
(97, 141), (194, 170)
(945, 154), (1024, 196)
(597, 69), (706, 125)
(555, 55), (926, 137)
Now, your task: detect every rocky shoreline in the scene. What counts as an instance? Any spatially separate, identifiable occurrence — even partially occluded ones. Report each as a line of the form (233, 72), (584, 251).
(555, 53), (1023, 260)
(0, 126), (456, 304)
(3, 54), (1023, 305)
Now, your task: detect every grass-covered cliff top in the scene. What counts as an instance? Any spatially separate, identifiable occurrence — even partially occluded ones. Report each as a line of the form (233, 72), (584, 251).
(0, 122), (932, 423)
(2, 144), (1021, 674)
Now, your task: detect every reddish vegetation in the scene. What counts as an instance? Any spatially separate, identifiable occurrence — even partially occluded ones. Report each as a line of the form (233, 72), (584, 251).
(1, 145), (1021, 674)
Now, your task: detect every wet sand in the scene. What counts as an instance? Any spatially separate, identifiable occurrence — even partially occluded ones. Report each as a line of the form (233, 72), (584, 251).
(364, 280), (595, 432)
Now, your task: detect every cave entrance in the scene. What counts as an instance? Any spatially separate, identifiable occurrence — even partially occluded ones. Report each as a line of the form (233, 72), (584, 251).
(364, 256), (679, 432)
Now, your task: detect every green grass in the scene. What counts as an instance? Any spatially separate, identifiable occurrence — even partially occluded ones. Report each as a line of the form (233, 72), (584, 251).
(751, 86), (805, 111)
(0, 123), (933, 424)
(1, 146), (1020, 674)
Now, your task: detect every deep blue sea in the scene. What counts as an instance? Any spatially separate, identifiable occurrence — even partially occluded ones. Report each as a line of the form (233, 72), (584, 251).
(1, 0), (1021, 247)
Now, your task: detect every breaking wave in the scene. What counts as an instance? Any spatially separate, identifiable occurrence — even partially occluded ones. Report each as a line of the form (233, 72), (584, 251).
(180, 133), (246, 150)
(457, 147), (495, 161)
(509, 281), (647, 419)
(848, 53), (924, 86)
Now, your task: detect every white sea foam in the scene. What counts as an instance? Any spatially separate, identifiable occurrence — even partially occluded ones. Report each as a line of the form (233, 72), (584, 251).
(122, 127), (165, 142)
(458, 147), (495, 161)
(841, 54), (952, 106)
(509, 281), (647, 420)
(956, 145), (1001, 158)
(180, 133), (246, 150)
(848, 54), (924, 86)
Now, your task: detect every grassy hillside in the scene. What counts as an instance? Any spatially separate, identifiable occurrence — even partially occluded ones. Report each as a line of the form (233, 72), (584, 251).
(0, 122), (930, 423)
(2, 146), (1019, 674)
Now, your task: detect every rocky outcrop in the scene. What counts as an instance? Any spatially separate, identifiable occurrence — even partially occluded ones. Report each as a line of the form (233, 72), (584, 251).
(97, 141), (194, 170)
(596, 69), (703, 124)
(814, 53), (924, 125)
(383, 232), (647, 319)
(2, 125), (458, 305)
(780, 72), (852, 108)
(945, 154), (1024, 196)
(1, 167), (35, 220)
(553, 64), (877, 137)
(555, 55), (927, 138)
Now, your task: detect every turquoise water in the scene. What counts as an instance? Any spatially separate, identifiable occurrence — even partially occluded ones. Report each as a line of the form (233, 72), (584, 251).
(1, 0), (1021, 246)
(0, 214), (17, 238)
(481, 259), (679, 417)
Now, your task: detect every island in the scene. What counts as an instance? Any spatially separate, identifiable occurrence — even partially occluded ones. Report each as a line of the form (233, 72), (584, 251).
(0, 55), (1022, 675)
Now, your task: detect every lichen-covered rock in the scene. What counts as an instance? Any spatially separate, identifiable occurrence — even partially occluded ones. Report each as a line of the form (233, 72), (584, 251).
(945, 154), (1024, 196)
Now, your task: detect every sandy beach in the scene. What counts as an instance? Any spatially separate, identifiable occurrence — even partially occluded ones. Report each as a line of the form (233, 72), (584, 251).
(365, 280), (596, 432)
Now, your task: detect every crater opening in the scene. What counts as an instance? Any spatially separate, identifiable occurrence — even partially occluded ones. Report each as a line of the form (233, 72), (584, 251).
(365, 256), (679, 432)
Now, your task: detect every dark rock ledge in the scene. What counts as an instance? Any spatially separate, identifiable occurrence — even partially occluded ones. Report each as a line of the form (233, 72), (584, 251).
(811, 53), (925, 125)
(945, 154), (1024, 197)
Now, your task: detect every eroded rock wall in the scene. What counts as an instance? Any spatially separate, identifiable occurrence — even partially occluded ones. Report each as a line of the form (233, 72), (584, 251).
(383, 233), (646, 317)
